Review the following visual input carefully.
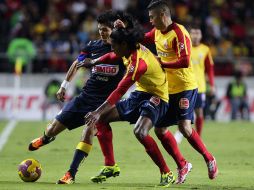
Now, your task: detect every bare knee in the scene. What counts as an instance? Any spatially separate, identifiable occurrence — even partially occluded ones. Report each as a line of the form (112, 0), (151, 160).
(134, 126), (149, 140)
(80, 125), (96, 143)
(178, 120), (192, 138)
(154, 127), (167, 137)
(133, 117), (152, 140)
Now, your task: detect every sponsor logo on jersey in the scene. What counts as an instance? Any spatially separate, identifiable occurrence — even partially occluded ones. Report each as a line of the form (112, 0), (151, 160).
(92, 64), (119, 76)
(179, 98), (189, 109)
(157, 51), (170, 57)
(150, 96), (160, 106)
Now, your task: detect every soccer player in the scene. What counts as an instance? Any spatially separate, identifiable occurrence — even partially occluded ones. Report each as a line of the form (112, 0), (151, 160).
(62, 24), (177, 187)
(141, 0), (218, 180)
(174, 26), (215, 142)
(28, 11), (126, 183)
(191, 26), (215, 135)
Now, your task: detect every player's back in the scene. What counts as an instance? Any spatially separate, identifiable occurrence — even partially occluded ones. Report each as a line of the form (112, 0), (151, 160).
(123, 44), (168, 102)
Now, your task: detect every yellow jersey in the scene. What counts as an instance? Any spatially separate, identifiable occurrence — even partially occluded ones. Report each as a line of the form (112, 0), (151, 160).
(192, 43), (214, 93)
(145, 23), (197, 94)
(122, 45), (169, 102)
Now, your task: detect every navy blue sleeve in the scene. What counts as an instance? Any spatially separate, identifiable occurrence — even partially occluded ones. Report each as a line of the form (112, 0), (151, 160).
(77, 41), (92, 62)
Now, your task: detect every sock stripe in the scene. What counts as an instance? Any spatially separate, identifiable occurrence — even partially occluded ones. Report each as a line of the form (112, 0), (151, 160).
(76, 142), (92, 154)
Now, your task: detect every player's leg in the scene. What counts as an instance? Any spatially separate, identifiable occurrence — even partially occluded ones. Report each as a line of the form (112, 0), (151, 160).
(28, 95), (88, 151)
(57, 106), (121, 184)
(91, 107), (121, 183)
(195, 93), (205, 136)
(177, 89), (218, 179)
(195, 107), (204, 136)
(28, 119), (66, 151)
(155, 127), (192, 184)
(134, 116), (175, 187)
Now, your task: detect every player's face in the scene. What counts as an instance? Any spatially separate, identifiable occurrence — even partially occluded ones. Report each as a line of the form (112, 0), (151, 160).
(190, 29), (202, 46)
(149, 9), (164, 30)
(111, 39), (127, 57)
(98, 23), (112, 42)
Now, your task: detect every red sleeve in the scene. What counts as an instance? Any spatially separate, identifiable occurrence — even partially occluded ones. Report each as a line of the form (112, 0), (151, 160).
(107, 52), (147, 105)
(204, 51), (215, 87)
(143, 28), (156, 44)
(160, 25), (191, 68)
(98, 52), (121, 64)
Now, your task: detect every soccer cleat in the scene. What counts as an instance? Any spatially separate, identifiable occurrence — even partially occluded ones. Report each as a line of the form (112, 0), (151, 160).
(90, 164), (120, 183)
(176, 162), (192, 184)
(28, 136), (55, 151)
(157, 171), (176, 187)
(207, 157), (218, 179)
(57, 172), (75, 184)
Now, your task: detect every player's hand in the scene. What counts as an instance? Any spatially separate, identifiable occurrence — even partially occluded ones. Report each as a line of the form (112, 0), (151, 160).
(56, 87), (66, 102)
(114, 19), (125, 28)
(76, 58), (93, 69)
(85, 111), (100, 126)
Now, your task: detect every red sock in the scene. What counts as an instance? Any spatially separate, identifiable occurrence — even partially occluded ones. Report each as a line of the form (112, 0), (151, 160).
(157, 131), (186, 168)
(139, 135), (170, 174)
(187, 129), (213, 162)
(96, 122), (115, 166)
(195, 116), (204, 136)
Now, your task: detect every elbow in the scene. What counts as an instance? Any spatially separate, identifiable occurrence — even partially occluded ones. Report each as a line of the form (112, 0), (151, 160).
(183, 57), (190, 68)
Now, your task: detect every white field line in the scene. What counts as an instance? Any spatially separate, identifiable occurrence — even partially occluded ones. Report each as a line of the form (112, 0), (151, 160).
(0, 120), (18, 152)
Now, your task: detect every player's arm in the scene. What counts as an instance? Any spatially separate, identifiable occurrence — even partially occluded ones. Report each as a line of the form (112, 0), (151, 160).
(160, 29), (191, 69)
(85, 56), (147, 125)
(143, 28), (156, 44)
(77, 52), (121, 68)
(204, 50), (215, 94)
(56, 47), (89, 102)
(114, 19), (155, 45)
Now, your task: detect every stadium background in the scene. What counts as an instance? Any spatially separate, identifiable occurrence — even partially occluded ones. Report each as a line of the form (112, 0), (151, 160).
(0, 0), (254, 121)
(0, 1), (254, 190)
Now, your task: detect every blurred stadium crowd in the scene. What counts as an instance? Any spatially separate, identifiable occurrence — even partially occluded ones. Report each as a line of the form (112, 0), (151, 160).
(0, 0), (254, 74)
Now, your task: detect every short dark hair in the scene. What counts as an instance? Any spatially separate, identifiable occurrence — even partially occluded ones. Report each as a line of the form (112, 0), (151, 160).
(115, 11), (137, 29)
(97, 10), (118, 28)
(147, 0), (171, 16)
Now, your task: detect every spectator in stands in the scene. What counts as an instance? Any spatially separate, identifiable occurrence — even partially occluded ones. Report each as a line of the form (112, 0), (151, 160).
(226, 71), (249, 120)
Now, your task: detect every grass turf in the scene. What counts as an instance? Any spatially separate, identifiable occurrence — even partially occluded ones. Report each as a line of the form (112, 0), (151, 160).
(0, 121), (253, 190)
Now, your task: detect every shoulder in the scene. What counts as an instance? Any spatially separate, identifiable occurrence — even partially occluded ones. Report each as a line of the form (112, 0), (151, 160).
(81, 40), (101, 50)
(200, 43), (211, 53)
(172, 23), (189, 37)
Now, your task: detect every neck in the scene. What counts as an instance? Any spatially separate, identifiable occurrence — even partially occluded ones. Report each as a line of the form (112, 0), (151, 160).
(161, 17), (173, 32)
(102, 39), (110, 44)
(193, 42), (201, 47)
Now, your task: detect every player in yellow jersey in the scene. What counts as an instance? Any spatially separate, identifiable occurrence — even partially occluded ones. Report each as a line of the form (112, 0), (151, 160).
(60, 23), (176, 187)
(190, 26), (215, 135)
(144, 0), (218, 181)
(174, 26), (215, 142)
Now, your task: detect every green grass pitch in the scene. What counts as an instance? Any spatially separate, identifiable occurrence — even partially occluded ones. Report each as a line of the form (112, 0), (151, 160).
(0, 121), (254, 190)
